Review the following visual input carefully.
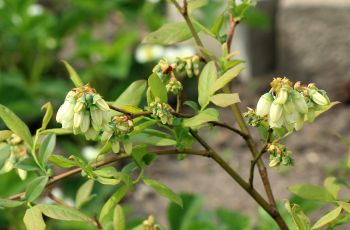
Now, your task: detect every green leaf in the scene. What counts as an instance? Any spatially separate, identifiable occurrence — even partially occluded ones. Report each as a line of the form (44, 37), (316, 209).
(315, 101), (340, 118)
(0, 104), (33, 148)
(198, 61), (217, 109)
(143, 177), (182, 207)
(216, 208), (251, 230)
(183, 101), (199, 113)
(347, 146), (350, 169)
(40, 102), (53, 130)
(337, 201), (350, 214)
(0, 199), (24, 208)
(62, 60), (84, 87)
(183, 108), (219, 128)
(188, 0), (208, 11)
(167, 193), (203, 230)
(311, 206), (342, 229)
(99, 185), (128, 223)
(131, 133), (177, 146)
(210, 65), (244, 94)
(37, 204), (90, 222)
(49, 155), (76, 168)
(113, 205), (125, 230)
(15, 158), (40, 171)
(211, 14), (225, 36)
(191, 17), (215, 38)
(25, 176), (49, 202)
(148, 73), (168, 103)
(75, 180), (94, 209)
(0, 130), (12, 141)
(131, 146), (149, 168)
(324, 177), (340, 199)
(23, 207), (46, 230)
(288, 184), (335, 202)
(284, 200), (311, 230)
(40, 128), (72, 135)
(114, 80), (147, 107)
(210, 93), (240, 107)
(38, 134), (56, 166)
(143, 22), (193, 45)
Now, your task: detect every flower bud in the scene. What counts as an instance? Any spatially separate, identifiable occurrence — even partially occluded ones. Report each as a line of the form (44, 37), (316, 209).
(74, 98), (85, 112)
(17, 168), (27, 180)
(91, 106), (103, 129)
(291, 91), (308, 114)
(269, 158), (280, 167)
(294, 117), (304, 131)
(73, 112), (84, 129)
(111, 141), (120, 153)
(256, 93), (273, 117)
(274, 87), (288, 104)
(269, 102), (283, 122)
(309, 89), (329, 106)
(306, 109), (316, 122)
(80, 112), (90, 133)
(186, 58), (193, 78)
(85, 128), (99, 140)
(95, 98), (110, 111)
(101, 130), (113, 143)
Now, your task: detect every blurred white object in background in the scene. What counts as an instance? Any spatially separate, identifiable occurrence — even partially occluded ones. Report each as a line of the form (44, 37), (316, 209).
(82, 146), (99, 161)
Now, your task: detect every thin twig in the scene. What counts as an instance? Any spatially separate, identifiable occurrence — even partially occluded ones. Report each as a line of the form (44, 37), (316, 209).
(249, 129), (273, 187)
(188, 129), (281, 221)
(209, 121), (248, 139)
(7, 149), (208, 201)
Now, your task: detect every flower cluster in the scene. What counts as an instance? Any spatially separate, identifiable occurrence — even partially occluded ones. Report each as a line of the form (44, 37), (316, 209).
(256, 77), (330, 131)
(101, 115), (134, 153)
(56, 85), (110, 140)
(142, 215), (161, 230)
(148, 98), (174, 125)
(174, 55), (201, 78)
(166, 77), (183, 95)
(0, 133), (28, 180)
(267, 143), (293, 167)
(243, 108), (266, 127)
(152, 59), (174, 82)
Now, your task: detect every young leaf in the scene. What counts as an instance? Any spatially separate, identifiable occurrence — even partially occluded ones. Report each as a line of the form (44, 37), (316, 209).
(337, 201), (350, 213)
(148, 73), (168, 103)
(210, 93), (240, 107)
(114, 80), (147, 107)
(99, 185), (128, 222)
(62, 60), (84, 87)
(25, 176), (49, 202)
(211, 14), (225, 36)
(38, 134), (56, 166)
(210, 65), (245, 94)
(288, 184), (334, 202)
(0, 104), (33, 148)
(143, 177), (183, 207)
(0, 199), (25, 208)
(75, 180), (94, 209)
(311, 206), (342, 229)
(183, 108), (219, 128)
(191, 17), (215, 38)
(143, 22), (193, 45)
(285, 200), (311, 230)
(49, 155), (76, 168)
(23, 207), (46, 230)
(40, 102), (53, 130)
(198, 61), (217, 109)
(188, 0), (208, 12)
(37, 204), (90, 222)
(113, 205), (125, 230)
(324, 177), (340, 199)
